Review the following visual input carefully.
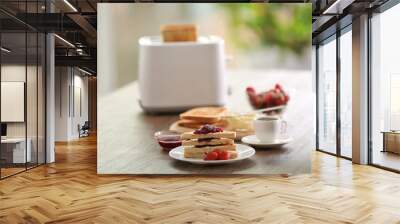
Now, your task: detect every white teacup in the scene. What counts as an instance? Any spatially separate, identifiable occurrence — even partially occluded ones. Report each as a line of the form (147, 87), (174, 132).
(253, 116), (287, 142)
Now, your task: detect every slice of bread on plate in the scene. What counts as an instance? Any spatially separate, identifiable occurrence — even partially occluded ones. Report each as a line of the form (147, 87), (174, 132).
(182, 138), (234, 147)
(180, 107), (227, 124)
(181, 131), (236, 140)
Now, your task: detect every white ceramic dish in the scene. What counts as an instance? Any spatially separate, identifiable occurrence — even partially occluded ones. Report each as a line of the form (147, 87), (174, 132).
(241, 135), (292, 148)
(169, 144), (255, 165)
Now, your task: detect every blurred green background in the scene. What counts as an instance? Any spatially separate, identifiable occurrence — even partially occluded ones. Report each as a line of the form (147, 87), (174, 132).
(99, 3), (312, 87)
(186, 3), (312, 69)
(221, 4), (311, 56)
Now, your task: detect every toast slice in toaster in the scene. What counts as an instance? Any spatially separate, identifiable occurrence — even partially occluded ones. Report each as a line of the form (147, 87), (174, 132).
(182, 138), (234, 147)
(181, 131), (236, 140)
(161, 24), (197, 42)
(180, 107), (227, 124)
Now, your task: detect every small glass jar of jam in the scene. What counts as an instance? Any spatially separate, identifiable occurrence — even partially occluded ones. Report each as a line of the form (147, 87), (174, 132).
(154, 130), (182, 151)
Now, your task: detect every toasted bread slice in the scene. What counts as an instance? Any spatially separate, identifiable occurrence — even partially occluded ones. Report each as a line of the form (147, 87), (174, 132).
(180, 107), (227, 124)
(177, 119), (228, 129)
(161, 24), (197, 42)
(183, 144), (236, 151)
(181, 131), (236, 140)
(184, 145), (237, 159)
(182, 138), (234, 147)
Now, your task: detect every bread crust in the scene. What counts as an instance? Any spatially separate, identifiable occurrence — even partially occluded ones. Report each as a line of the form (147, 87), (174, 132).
(182, 138), (234, 147)
(181, 131), (236, 140)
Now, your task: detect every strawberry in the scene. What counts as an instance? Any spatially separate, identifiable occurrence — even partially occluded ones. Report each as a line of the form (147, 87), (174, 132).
(275, 83), (282, 90)
(284, 94), (290, 103)
(249, 94), (263, 109)
(264, 92), (273, 106)
(275, 95), (286, 105)
(257, 95), (266, 108)
(246, 86), (256, 94)
(246, 83), (289, 109)
(247, 87), (262, 109)
(204, 151), (218, 160)
(247, 94), (257, 108)
(270, 92), (280, 106)
(217, 151), (229, 160)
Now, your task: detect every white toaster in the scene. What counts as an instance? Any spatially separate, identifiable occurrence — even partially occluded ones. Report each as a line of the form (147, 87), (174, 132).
(138, 35), (227, 113)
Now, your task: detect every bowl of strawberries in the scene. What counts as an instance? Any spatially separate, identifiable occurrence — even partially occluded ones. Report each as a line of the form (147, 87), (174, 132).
(246, 83), (290, 115)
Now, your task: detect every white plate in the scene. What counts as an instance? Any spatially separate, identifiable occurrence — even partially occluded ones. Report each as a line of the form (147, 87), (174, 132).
(169, 144), (255, 165)
(241, 135), (292, 148)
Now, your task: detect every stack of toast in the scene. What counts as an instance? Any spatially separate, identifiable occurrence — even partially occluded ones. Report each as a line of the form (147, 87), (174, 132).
(181, 125), (237, 160)
(177, 107), (227, 129)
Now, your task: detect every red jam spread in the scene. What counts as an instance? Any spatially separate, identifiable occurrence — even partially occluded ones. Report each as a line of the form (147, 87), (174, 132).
(198, 138), (213, 142)
(193, 125), (223, 134)
(157, 136), (181, 150)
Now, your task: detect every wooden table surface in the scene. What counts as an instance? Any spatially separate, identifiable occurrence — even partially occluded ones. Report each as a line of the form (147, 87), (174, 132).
(98, 69), (314, 175)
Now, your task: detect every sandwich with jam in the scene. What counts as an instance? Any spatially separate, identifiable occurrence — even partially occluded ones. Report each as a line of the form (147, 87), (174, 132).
(181, 125), (237, 160)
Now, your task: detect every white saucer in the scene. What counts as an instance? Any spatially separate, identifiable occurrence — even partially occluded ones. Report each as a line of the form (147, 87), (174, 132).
(169, 144), (255, 165)
(241, 135), (292, 148)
